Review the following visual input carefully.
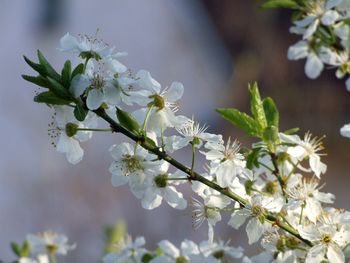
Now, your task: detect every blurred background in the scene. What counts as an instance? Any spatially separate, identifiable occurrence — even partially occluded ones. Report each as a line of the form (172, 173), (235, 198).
(1, 0), (350, 262)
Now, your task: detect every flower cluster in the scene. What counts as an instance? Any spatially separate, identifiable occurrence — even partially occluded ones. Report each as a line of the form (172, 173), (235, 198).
(22, 33), (350, 262)
(102, 235), (243, 263)
(12, 231), (75, 263)
(263, 0), (350, 137)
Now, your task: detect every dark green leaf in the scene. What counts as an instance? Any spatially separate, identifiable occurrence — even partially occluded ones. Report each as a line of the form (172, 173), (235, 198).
(34, 91), (71, 105)
(74, 103), (88, 121)
(262, 0), (299, 9)
(249, 83), (267, 129)
(263, 97), (279, 128)
(61, 60), (72, 87)
(141, 253), (156, 263)
(23, 56), (46, 76)
(47, 76), (72, 99)
(71, 63), (85, 79)
(246, 148), (261, 170)
(22, 75), (50, 88)
(216, 108), (261, 137)
(37, 50), (61, 81)
(116, 108), (141, 134)
(80, 51), (102, 61)
(10, 243), (21, 257)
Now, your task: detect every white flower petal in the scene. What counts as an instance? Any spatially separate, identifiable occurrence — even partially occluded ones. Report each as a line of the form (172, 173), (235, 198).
(86, 89), (104, 110)
(340, 123), (350, 137)
(305, 53), (324, 79)
(136, 70), (161, 93)
(327, 243), (345, 263)
(70, 74), (90, 97)
(163, 82), (184, 102)
(321, 10), (340, 25)
(287, 41), (309, 60)
(246, 218), (265, 244)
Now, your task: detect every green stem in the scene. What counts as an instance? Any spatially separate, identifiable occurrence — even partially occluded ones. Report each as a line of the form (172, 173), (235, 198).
(49, 253), (57, 263)
(190, 142), (196, 178)
(77, 128), (112, 132)
(167, 177), (189, 181)
(94, 108), (313, 247)
(269, 152), (288, 201)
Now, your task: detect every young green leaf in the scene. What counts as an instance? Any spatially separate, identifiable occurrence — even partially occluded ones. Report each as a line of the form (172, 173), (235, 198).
(74, 103), (89, 121)
(249, 83), (267, 129)
(283, 127), (300, 135)
(37, 50), (61, 81)
(116, 108), (141, 134)
(22, 75), (50, 88)
(10, 242), (21, 257)
(23, 55), (46, 76)
(262, 0), (299, 9)
(263, 97), (279, 128)
(34, 91), (71, 105)
(216, 108), (261, 137)
(263, 126), (279, 144)
(246, 148), (261, 170)
(61, 60), (72, 88)
(71, 63), (85, 79)
(47, 76), (72, 99)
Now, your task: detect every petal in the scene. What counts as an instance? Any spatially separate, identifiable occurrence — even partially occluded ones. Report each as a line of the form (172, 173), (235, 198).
(86, 89), (104, 110)
(215, 161), (235, 188)
(305, 245), (326, 263)
(309, 154), (327, 178)
(158, 240), (180, 258)
(303, 19), (319, 39)
(327, 244), (345, 263)
(141, 188), (162, 210)
(321, 10), (340, 25)
(59, 33), (79, 52)
(104, 84), (121, 106)
(287, 41), (309, 60)
(163, 82), (184, 102)
(110, 173), (129, 187)
(346, 77), (350, 91)
(57, 135), (84, 164)
(228, 210), (247, 229)
(326, 0), (342, 9)
(340, 123), (350, 137)
(70, 74), (90, 97)
(164, 187), (187, 209)
(136, 70), (161, 93)
(246, 218), (265, 244)
(305, 53), (324, 79)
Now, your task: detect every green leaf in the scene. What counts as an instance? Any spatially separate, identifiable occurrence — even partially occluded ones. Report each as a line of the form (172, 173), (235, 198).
(80, 51), (102, 61)
(47, 76), (72, 99)
(61, 60), (72, 88)
(249, 83), (267, 129)
(263, 97), (279, 128)
(246, 148), (261, 170)
(74, 104), (88, 121)
(216, 108), (261, 137)
(262, 0), (299, 9)
(116, 108), (141, 134)
(21, 241), (30, 257)
(141, 253), (156, 263)
(34, 91), (71, 105)
(103, 221), (127, 253)
(71, 63), (85, 79)
(10, 243), (21, 257)
(283, 127), (300, 135)
(263, 126), (279, 144)
(37, 50), (61, 81)
(23, 56), (46, 76)
(22, 75), (50, 88)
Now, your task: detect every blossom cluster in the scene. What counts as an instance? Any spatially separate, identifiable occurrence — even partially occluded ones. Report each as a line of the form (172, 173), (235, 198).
(22, 33), (350, 262)
(263, 0), (350, 136)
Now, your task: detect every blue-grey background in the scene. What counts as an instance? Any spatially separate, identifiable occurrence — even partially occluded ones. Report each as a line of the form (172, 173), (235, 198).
(1, 0), (350, 262)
